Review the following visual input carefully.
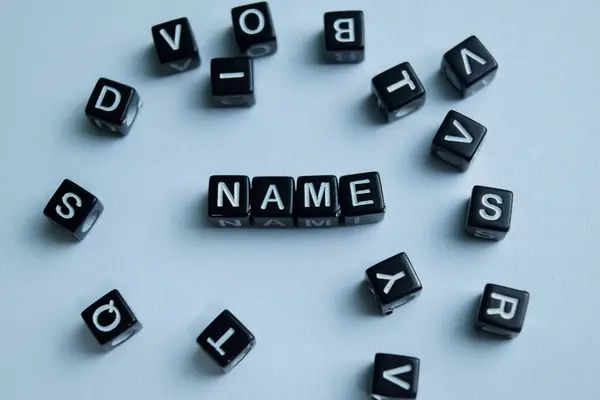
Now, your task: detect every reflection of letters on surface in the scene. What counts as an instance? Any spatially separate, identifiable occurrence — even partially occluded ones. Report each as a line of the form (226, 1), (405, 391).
(92, 300), (122, 332)
(207, 328), (235, 356)
(487, 293), (519, 320)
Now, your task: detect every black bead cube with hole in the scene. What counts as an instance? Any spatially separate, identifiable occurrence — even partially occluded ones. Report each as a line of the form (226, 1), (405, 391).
(251, 176), (295, 227)
(197, 310), (256, 373)
(323, 11), (365, 63)
(81, 289), (142, 349)
(231, 2), (277, 57)
(151, 17), (200, 74)
(365, 252), (423, 315)
(210, 57), (255, 107)
(43, 179), (104, 241)
(207, 175), (252, 228)
(371, 62), (425, 122)
(294, 175), (341, 228)
(475, 283), (530, 338)
(441, 35), (498, 98)
(466, 186), (513, 240)
(339, 172), (385, 225)
(84, 78), (142, 136)
(431, 110), (487, 171)
(372, 353), (420, 400)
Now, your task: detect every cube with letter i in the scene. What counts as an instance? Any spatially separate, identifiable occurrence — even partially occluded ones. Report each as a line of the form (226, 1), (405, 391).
(475, 283), (530, 338)
(339, 172), (385, 225)
(85, 78), (142, 136)
(323, 10), (365, 63)
(210, 57), (255, 107)
(207, 175), (252, 228)
(151, 17), (201, 74)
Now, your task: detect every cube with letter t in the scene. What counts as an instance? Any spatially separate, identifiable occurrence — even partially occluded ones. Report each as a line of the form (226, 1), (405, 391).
(85, 78), (142, 136)
(339, 172), (385, 225)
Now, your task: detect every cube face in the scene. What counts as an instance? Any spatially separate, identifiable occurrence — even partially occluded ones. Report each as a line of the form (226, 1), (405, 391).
(466, 186), (513, 240)
(294, 175), (341, 228)
(210, 57), (255, 107)
(197, 310), (256, 373)
(208, 175), (251, 228)
(365, 253), (422, 315)
(431, 110), (487, 171)
(81, 289), (142, 348)
(231, 2), (277, 57)
(323, 11), (365, 63)
(84, 78), (142, 136)
(371, 62), (425, 122)
(251, 176), (295, 228)
(151, 17), (200, 74)
(476, 284), (530, 338)
(372, 353), (420, 400)
(43, 179), (103, 241)
(441, 35), (498, 98)
(339, 172), (385, 225)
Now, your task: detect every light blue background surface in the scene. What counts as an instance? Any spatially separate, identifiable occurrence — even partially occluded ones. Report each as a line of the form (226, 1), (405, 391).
(1, 0), (599, 398)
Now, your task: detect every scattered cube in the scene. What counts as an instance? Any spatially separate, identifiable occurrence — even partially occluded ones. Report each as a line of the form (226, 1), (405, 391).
(323, 10), (365, 63)
(441, 35), (498, 98)
(210, 57), (255, 107)
(84, 78), (142, 135)
(339, 171), (385, 225)
(372, 353), (420, 400)
(476, 283), (530, 338)
(43, 179), (104, 241)
(251, 176), (295, 227)
(196, 309), (256, 373)
(371, 62), (425, 122)
(431, 110), (487, 171)
(294, 175), (341, 228)
(466, 185), (513, 240)
(81, 289), (142, 349)
(365, 252), (423, 315)
(151, 17), (200, 74)
(208, 175), (252, 227)
(231, 2), (277, 57)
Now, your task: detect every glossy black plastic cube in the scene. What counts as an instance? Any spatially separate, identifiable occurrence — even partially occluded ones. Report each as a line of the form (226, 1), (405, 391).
(323, 11), (364, 63)
(372, 353), (420, 400)
(476, 283), (530, 338)
(466, 186), (513, 240)
(431, 110), (487, 171)
(197, 310), (256, 373)
(371, 62), (425, 122)
(441, 35), (498, 98)
(231, 2), (277, 57)
(365, 252), (423, 315)
(210, 57), (255, 107)
(339, 172), (385, 225)
(81, 289), (142, 350)
(208, 175), (251, 227)
(151, 17), (200, 74)
(43, 179), (104, 241)
(85, 78), (142, 136)
(251, 176), (295, 227)
(294, 175), (340, 228)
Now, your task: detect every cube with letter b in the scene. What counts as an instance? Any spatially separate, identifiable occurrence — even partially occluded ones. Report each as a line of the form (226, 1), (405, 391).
(466, 185), (513, 240)
(231, 2), (277, 57)
(295, 175), (340, 228)
(323, 10), (364, 63)
(207, 175), (251, 228)
(339, 172), (385, 225)
(85, 78), (142, 136)
(151, 17), (201, 74)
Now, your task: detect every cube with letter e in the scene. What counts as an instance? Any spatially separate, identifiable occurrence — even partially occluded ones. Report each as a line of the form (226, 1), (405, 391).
(339, 172), (385, 225)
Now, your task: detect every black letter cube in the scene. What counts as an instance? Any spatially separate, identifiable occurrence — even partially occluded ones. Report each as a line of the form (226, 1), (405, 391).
(251, 176), (295, 227)
(208, 175), (251, 227)
(81, 289), (142, 349)
(441, 35), (498, 98)
(365, 252), (422, 315)
(466, 185), (513, 240)
(476, 283), (530, 338)
(231, 2), (277, 57)
(295, 175), (341, 228)
(211, 57), (255, 107)
(339, 172), (385, 225)
(372, 353), (420, 400)
(197, 310), (256, 373)
(85, 78), (142, 136)
(431, 110), (487, 171)
(371, 62), (425, 122)
(43, 179), (104, 241)
(323, 11), (364, 63)
(151, 17), (200, 74)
